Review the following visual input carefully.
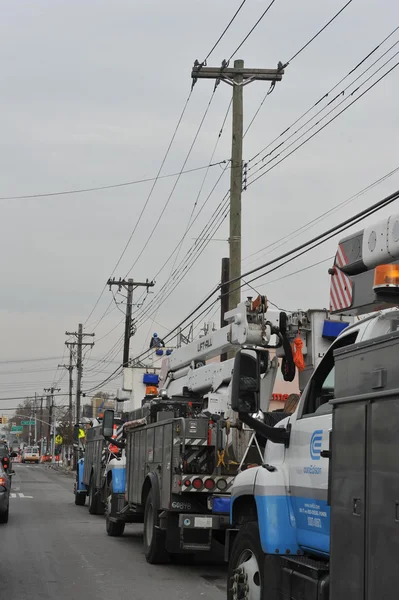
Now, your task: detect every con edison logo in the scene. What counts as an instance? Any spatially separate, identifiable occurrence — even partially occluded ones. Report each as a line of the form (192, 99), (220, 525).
(310, 430), (323, 460)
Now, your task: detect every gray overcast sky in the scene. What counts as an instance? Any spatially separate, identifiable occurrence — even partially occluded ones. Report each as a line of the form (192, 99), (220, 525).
(0, 0), (398, 411)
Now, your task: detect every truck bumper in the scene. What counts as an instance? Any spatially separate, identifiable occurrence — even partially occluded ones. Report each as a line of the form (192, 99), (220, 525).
(175, 513), (230, 552)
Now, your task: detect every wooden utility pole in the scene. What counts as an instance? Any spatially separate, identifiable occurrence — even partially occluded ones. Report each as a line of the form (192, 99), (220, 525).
(44, 386), (60, 458)
(220, 257), (230, 362)
(107, 278), (155, 367)
(65, 326), (95, 423)
(59, 346), (74, 434)
(191, 60), (284, 310)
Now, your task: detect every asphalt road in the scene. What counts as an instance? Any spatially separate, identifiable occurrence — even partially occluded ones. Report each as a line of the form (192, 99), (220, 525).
(0, 464), (227, 600)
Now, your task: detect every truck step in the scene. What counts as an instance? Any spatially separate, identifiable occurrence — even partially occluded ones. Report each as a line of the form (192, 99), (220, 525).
(180, 542), (212, 552)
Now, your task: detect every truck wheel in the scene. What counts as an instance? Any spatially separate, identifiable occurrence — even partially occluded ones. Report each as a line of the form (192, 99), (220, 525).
(143, 488), (170, 564)
(105, 482), (125, 537)
(75, 492), (86, 506)
(227, 522), (263, 600)
(170, 553), (195, 565)
(88, 476), (103, 515)
(0, 506), (9, 524)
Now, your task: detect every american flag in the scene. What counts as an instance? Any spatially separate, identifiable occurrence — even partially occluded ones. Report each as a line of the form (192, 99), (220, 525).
(330, 244), (353, 312)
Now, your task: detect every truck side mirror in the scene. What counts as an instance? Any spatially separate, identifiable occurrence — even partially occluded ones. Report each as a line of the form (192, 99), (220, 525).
(102, 409), (114, 438)
(231, 349), (265, 414)
(73, 424), (80, 444)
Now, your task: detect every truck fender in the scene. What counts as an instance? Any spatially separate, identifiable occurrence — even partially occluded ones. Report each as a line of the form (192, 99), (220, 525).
(230, 466), (261, 525)
(76, 458), (87, 492)
(253, 465), (300, 555)
(141, 472), (160, 508)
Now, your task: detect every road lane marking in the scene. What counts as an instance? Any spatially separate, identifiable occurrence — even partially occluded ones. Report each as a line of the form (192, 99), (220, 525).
(10, 493), (33, 498)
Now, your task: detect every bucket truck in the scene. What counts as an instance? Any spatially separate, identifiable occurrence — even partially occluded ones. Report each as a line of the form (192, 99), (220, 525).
(102, 296), (347, 564)
(227, 211), (399, 600)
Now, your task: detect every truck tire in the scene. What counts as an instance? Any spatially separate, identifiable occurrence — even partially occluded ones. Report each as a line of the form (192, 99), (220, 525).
(75, 492), (86, 506)
(0, 506), (9, 524)
(227, 521), (264, 600)
(88, 475), (104, 515)
(143, 488), (170, 564)
(170, 553), (195, 565)
(105, 482), (125, 537)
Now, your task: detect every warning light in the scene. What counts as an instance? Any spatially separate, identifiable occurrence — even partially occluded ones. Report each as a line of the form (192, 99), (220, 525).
(373, 264), (399, 291)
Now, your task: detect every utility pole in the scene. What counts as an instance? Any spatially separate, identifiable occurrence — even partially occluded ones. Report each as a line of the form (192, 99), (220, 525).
(34, 392), (37, 443)
(220, 257), (230, 362)
(39, 396), (43, 446)
(107, 278), (155, 367)
(192, 60), (284, 310)
(44, 387), (60, 462)
(65, 326), (95, 424)
(58, 346), (74, 430)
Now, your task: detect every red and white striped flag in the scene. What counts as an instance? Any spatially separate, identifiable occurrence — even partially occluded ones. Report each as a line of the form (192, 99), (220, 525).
(330, 244), (353, 312)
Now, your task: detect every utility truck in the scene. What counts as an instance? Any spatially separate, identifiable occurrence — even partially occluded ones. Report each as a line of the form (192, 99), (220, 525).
(227, 211), (399, 600)
(102, 296), (347, 563)
(73, 418), (123, 514)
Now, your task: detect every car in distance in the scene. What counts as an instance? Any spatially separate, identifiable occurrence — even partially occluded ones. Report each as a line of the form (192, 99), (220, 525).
(21, 446), (40, 464)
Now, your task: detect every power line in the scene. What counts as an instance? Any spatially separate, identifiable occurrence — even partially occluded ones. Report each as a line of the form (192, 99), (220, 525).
(248, 35), (399, 173)
(241, 255), (334, 292)
(203, 0), (248, 62)
(244, 164), (399, 266)
(0, 161), (226, 202)
(247, 57), (399, 187)
(0, 356), (64, 365)
(140, 99), (232, 349)
(125, 89), (218, 277)
(245, 2), (385, 139)
(228, 0), (277, 61)
(83, 90), (195, 327)
(283, 0), (354, 68)
(230, 188), (399, 290)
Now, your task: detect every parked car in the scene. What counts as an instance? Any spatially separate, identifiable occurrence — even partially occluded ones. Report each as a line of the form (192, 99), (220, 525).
(0, 445), (13, 478)
(21, 446), (40, 464)
(0, 463), (10, 523)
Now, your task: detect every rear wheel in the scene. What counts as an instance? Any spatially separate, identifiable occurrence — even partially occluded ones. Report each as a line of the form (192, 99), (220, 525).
(75, 492), (86, 506)
(0, 505), (9, 524)
(105, 481), (125, 537)
(88, 475), (103, 515)
(170, 553), (195, 565)
(227, 522), (263, 600)
(143, 488), (170, 564)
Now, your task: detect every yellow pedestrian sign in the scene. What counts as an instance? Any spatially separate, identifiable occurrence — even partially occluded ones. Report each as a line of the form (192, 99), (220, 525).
(55, 434), (63, 445)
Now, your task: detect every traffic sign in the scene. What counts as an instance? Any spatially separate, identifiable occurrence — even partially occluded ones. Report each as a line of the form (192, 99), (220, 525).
(55, 435), (63, 445)
(11, 426), (23, 432)
(21, 420), (35, 426)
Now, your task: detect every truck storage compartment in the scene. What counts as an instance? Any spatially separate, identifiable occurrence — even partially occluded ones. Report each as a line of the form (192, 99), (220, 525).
(331, 331), (399, 600)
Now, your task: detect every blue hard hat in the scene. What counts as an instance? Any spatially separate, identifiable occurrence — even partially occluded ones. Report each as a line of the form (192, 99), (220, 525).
(153, 333), (158, 337)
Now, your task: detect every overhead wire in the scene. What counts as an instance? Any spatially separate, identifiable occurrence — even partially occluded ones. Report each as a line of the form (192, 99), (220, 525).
(227, 0), (277, 61)
(203, 0), (248, 62)
(246, 57), (399, 187)
(125, 88), (218, 277)
(284, 0), (354, 68)
(245, 1), (372, 138)
(83, 90), (195, 328)
(244, 164), (399, 267)
(0, 161), (226, 202)
(247, 25), (399, 166)
(141, 98), (232, 349)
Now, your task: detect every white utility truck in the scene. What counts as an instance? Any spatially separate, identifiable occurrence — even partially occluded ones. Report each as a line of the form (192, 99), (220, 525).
(227, 211), (399, 600)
